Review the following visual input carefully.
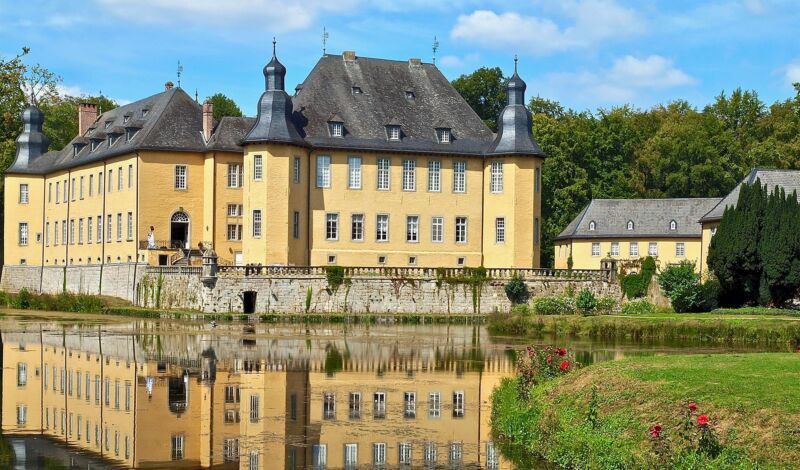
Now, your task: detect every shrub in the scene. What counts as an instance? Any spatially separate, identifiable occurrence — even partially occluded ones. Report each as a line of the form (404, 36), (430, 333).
(532, 295), (576, 315)
(511, 303), (531, 316)
(304, 287), (313, 313)
(619, 256), (657, 299)
(658, 262), (718, 312)
(505, 275), (528, 304)
(325, 266), (346, 292)
(621, 299), (656, 315)
(516, 345), (580, 399)
(575, 288), (597, 315)
(595, 296), (618, 315)
(13, 288), (32, 309)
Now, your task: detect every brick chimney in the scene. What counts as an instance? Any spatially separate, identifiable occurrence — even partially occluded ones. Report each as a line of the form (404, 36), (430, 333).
(202, 100), (214, 141)
(342, 51), (356, 62)
(78, 102), (98, 136)
(408, 58), (422, 66)
(165, 81), (174, 91)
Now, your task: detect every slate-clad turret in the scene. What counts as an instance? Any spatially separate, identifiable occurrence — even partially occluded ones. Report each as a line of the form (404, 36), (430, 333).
(243, 40), (307, 147)
(10, 104), (50, 170)
(486, 59), (545, 157)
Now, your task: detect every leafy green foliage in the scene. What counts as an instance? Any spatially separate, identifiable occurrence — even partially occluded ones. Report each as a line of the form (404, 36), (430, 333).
(657, 261), (718, 313)
(532, 295), (577, 315)
(0, 289), (106, 312)
(575, 288), (597, 314)
(206, 92), (242, 121)
(595, 296), (619, 315)
(451, 67), (506, 131)
(40, 95), (117, 150)
(504, 275), (528, 304)
(621, 299), (656, 315)
(325, 265), (346, 292)
(619, 256), (657, 299)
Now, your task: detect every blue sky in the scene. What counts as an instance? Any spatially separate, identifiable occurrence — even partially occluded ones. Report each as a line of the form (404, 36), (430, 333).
(1, 0), (799, 115)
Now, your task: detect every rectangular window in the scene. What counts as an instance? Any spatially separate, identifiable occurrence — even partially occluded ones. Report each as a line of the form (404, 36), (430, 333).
(455, 217), (467, 244)
(228, 163), (242, 188)
(77, 372), (82, 397)
(630, 242), (639, 257)
(293, 156), (301, 183)
(69, 219), (75, 245)
(373, 392), (386, 419)
(224, 386), (240, 403)
(428, 392), (441, 418)
(16, 405), (26, 426)
(325, 213), (339, 240)
(453, 391), (465, 418)
(48, 182), (52, 203)
(62, 219), (67, 246)
(424, 443), (438, 467)
(611, 242), (620, 257)
(348, 392), (362, 419)
(495, 217), (505, 244)
(97, 216), (103, 243)
(116, 213), (122, 241)
(45, 222), (50, 246)
(56, 181), (60, 203)
(650, 242), (659, 257)
(316, 155), (331, 188)
(104, 378), (110, 406)
(226, 224), (242, 241)
(85, 373), (90, 401)
(249, 395), (260, 423)
(348, 156), (362, 189)
(490, 160), (503, 193)
(591, 242), (600, 257)
(125, 381), (131, 411)
(312, 445), (327, 469)
(676, 242), (685, 257)
(224, 439), (240, 462)
(351, 214), (364, 241)
(171, 435), (185, 460)
(54, 221), (58, 245)
(227, 204), (240, 216)
(78, 218), (84, 244)
(19, 183), (29, 203)
(402, 159), (416, 191)
(399, 442), (412, 466)
(377, 158), (390, 190)
(114, 379), (120, 408)
(79, 176), (84, 199)
(406, 216), (419, 243)
(174, 165), (187, 189)
(95, 376), (100, 404)
(252, 210), (262, 238)
(86, 218), (92, 244)
(98, 171), (103, 193)
(292, 211), (300, 239)
(63, 178), (68, 200)
(428, 160), (441, 192)
(344, 444), (358, 469)
(431, 216), (443, 243)
(376, 214), (389, 242)
(249, 451), (259, 470)
(453, 160), (466, 192)
(128, 164), (133, 188)
(71, 177), (76, 201)
(449, 442), (463, 465)
(117, 166), (122, 191)
(127, 212), (133, 240)
(107, 215), (113, 242)
(18, 223), (28, 246)
(404, 392), (416, 418)
(253, 155), (263, 181)
(17, 363), (27, 386)
(89, 174), (93, 197)
(373, 443), (386, 466)
(323, 392), (335, 419)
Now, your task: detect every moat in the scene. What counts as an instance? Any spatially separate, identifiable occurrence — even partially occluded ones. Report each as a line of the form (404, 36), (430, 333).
(0, 311), (783, 469)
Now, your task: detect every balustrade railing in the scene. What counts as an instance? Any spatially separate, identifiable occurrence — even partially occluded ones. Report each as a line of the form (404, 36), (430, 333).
(146, 266), (203, 276)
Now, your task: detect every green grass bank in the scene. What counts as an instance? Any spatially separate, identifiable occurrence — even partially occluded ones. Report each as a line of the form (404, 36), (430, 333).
(492, 353), (800, 469)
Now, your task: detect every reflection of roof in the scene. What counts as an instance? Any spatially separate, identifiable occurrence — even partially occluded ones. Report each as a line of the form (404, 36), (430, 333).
(700, 168), (800, 222)
(556, 198), (722, 240)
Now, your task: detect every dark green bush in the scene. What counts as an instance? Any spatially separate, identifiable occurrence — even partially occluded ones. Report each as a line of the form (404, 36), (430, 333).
(619, 257), (656, 299)
(325, 266), (346, 292)
(621, 299), (656, 315)
(505, 275), (528, 304)
(595, 296), (618, 315)
(658, 262), (718, 312)
(14, 288), (32, 309)
(532, 295), (576, 315)
(575, 288), (597, 314)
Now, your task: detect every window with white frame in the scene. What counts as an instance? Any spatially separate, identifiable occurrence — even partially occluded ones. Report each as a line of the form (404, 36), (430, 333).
(16, 405), (26, 426)
(45, 222), (50, 246)
(227, 224), (242, 241)
(591, 242), (600, 257)
(399, 442), (412, 466)
(348, 156), (362, 189)
(589, 220), (596, 231)
(455, 217), (467, 243)
(248, 451), (259, 470)
(348, 392), (362, 419)
(377, 158), (390, 190)
(373, 392), (386, 419)
(487, 442), (499, 469)
(78, 218), (84, 244)
(54, 221), (58, 245)
(428, 392), (441, 418)
(18, 223), (28, 246)
(323, 392), (335, 419)
(424, 443), (437, 466)
(71, 177), (76, 200)
(249, 394), (260, 423)
(495, 217), (505, 243)
(453, 391), (465, 418)
(63, 219), (68, 246)
(329, 121), (344, 137)
(627, 220), (634, 231)
(649, 242), (658, 256)
(376, 214), (389, 241)
(17, 363), (27, 386)
(453, 160), (466, 192)
(373, 442), (386, 466)
(64, 178), (69, 199)
(293, 156), (301, 183)
(326, 213), (339, 240)
(676, 242), (685, 257)
(490, 160), (503, 193)
(670, 220), (677, 231)
(174, 165), (187, 189)
(171, 434), (185, 460)
(630, 242), (639, 257)
(404, 392), (416, 418)
(449, 442), (463, 465)
(312, 444), (327, 469)
(117, 166), (122, 190)
(431, 216), (443, 243)
(227, 204), (242, 216)
(428, 160), (441, 191)
(48, 182), (52, 203)
(344, 444), (358, 469)
(228, 163), (243, 188)
(127, 212), (133, 240)
(316, 156), (331, 188)
(406, 216), (419, 242)
(611, 242), (620, 257)
(19, 183), (28, 203)
(387, 125), (401, 141)
(351, 214), (364, 241)
(402, 159), (416, 191)
(252, 210), (262, 238)
(96, 216), (102, 243)
(253, 155), (263, 181)
(436, 128), (451, 143)
(224, 439), (240, 462)
(116, 213), (122, 241)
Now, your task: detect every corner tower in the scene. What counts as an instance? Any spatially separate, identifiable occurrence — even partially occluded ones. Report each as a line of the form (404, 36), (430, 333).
(482, 58), (545, 268)
(242, 40), (309, 266)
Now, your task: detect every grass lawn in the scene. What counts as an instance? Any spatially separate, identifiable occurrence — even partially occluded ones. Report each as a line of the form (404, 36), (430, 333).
(492, 352), (800, 469)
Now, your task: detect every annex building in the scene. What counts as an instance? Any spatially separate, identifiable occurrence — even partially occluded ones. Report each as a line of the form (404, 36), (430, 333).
(4, 48), (545, 272)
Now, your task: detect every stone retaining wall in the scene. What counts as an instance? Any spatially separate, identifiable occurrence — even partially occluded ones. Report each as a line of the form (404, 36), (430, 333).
(1, 264), (148, 302)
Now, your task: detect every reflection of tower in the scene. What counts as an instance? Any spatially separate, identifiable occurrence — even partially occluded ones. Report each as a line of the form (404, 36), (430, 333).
(200, 348), (217, 383)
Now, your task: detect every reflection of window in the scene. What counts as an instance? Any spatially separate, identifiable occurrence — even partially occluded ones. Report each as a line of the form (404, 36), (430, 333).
(16, 363), (26, 386)
(373, 442), (386, 466)
(449, 442), (463, 465)
(249, 395), (259, 423)
(424, 442), (437, 466)
(404, 392), (416, 418)
(312, 444), (327, 470)
(225, 386), (240, 403)
(453, 391), (465, 418)
(249, 451), (259, 470)
(349, 392), (362, 419)
(16, 405), (26, 426)
(399, 442), (412, 466)
(373, 392), (386, 419)
(345, 444), (358, 470)
(323, 392), (335, 420)
(224, 410), (240, 423)
(224, 439), (240, 462)
(428, 392), (441, 418)
(486, 442), (499, 469)
(171, 434), (185, 460)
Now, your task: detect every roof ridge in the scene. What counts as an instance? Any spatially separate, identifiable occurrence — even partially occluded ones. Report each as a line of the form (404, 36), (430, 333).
(570, 202), (592, 236)
(137, 88), (184, 145)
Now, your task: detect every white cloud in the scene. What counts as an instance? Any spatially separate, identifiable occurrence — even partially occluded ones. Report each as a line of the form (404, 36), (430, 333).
(438, 53), (480, 69)
(785, 60), (800, 85)
(608, 55), (695, 89)
(450, 0), (644, 55)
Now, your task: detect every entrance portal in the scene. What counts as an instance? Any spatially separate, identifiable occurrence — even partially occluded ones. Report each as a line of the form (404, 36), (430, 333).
(170, 212), (189, 249)
(243, 291), (257, 314)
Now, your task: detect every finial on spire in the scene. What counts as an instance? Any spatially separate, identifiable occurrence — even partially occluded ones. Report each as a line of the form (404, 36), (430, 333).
(514, 54), (518, 74)
(432, 36), (440, 65)
(195, 88), (199, 103)
(176, 60), (183, 88)
(323, 27), (329, 55)
(272, 37), (277, 57)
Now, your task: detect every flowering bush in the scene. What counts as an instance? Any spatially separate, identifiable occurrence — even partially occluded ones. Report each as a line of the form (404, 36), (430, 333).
(516, 345), (580, 399)
(532, 295), (577, 315)
(648, 400), (722, 466)
(621, 298), (656, 315)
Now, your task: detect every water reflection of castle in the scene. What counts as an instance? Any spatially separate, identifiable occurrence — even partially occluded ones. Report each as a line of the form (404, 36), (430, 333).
(2, 325), (514, 469)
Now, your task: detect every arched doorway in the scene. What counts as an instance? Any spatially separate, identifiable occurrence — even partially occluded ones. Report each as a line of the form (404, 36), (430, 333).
(170, 211), (190, 249)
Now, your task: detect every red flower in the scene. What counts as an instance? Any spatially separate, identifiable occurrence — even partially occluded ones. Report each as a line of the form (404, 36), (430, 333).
(795, 345), (800, 353)
(649, 424), (662, 439)
(528, 349), (534, 358)
(560, 360), (569, 371)
(697, 415), (709, 426)
(557, 348), (567, 357)
(688, 402), (698, 412)
(546, 355), (553, 364)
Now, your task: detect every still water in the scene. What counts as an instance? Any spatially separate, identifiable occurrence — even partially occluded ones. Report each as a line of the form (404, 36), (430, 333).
(0, 312), (781, 469)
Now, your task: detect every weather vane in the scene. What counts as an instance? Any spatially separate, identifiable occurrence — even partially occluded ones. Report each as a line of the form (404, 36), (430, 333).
(432, 36), (440, 65)
(323, 27), (329, 55)
(514, 54), (518, 73)
(177, 60), (183, 88)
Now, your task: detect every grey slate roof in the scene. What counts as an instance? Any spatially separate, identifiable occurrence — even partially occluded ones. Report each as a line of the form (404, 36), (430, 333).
(555, 198), (723, 241)
(8, 88), (206, 175)
(700, 168), (800, 222)
(486, 70), (545, 156)
(207, 116), (256, 152)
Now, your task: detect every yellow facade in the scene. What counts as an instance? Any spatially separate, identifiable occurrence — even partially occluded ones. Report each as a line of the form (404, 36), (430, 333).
(3, 174), (44, 266)
(699, 222), (719, 278)
(554, 237), (704, 272)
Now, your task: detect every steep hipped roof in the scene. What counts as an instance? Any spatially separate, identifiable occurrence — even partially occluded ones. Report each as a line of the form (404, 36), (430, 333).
(291, 54), (495, 155)
(486, 66), (545, 157)
(556, 198), (722, 240)
(207, 116), (256, 152)
(7, 88), (206, 175)
(700, 168), (800, 223)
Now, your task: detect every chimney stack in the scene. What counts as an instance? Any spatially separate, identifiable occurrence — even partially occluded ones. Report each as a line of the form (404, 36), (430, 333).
(165, 81), (174, 91)
(78, 102), (98, 136)
(202, 100), (214, 141)
(342, 51), (356, 62)
(408, 58), (422, 66)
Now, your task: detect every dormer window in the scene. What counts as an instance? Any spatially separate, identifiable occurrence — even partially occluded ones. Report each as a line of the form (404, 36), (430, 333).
(387, 125), (401, 141)
(90, 140), (100, 151)
(109, 135), (119, 146)
(627, 220), (634, 231)
(123, 116), (130, 124)
(351, 86), (362, 95)
(436, 128), (451, 144)
(73, 146), (79, 157)
(669, 220), (677, 231)
(329, 122), (344, 138)
(588, 220), (596, 231)
(405, 90), (415, 100)
(126, 129), (140, 141)
(104, 121), (112, 129)
(141, 108), (149, 118)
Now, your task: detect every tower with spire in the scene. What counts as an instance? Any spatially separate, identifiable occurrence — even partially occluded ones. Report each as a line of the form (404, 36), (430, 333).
(11, 104), (50, 171)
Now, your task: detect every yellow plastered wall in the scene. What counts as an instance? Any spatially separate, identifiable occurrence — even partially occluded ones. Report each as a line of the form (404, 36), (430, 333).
(554, 237), (705, 271)
(699, 222), (719, 279)
(4, 174), (44, 266)
(209, 151), (245, 264)
(1, 340), (43, 434)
